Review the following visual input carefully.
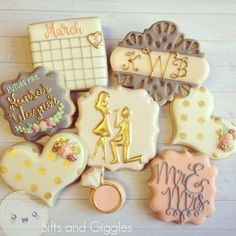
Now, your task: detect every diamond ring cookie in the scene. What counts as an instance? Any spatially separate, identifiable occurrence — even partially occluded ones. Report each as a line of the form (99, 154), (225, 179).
(76, 86), (160, 171)
(0, 132), (88, 207)
(170, 86), (236, 159)
(149, 150), (217, 224)
(110, 21), (209, 105)
(81, 166), (125, 213)
(0, 67), (75, 141)
(28, 17), (108, 90)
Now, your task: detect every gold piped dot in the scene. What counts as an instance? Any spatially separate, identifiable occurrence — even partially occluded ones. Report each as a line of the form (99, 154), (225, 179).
(48, 152), (56, 161)
(198, 117), (205, 124)
(63, 160), (72, 168)
(180, 114), (188, 121)
(214, 117), (222, 124)
(212, 151), (220, 159)
(8, 148), (16, 157)
(0, 166), (8, 174)
(44, 192), (52, 199)
(179, 132), (187, 140)
(199, 87), (206, 93)
(15, 173), (22, 181)
(23, 160), (31, 168)
(182, 100), (190, 107)
(198, 100), (205, 107)
(30, 184), (38, 192)
(54, 177), (62, 185)
(196, 133), (204, 140)
(38, 167), (46, 175)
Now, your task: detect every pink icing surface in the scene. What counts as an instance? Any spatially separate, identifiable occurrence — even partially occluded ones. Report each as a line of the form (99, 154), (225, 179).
(93, 184), (121, 212)
(149, 150), (217, 224)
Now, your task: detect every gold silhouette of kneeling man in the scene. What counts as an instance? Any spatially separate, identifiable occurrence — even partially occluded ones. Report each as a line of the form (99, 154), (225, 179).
(92, 91), (143, 165)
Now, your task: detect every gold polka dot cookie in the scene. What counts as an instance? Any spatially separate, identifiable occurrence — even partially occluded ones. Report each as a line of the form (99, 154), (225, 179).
(170, 86), (236, 160)
(0, 133), (88, 206)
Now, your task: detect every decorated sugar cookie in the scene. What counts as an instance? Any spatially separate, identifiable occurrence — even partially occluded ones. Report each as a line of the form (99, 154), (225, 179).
(149, 150), (217, 224)
(28, 17), (108, 90)
(110, 21), (209, 105)
(0, 67), (75, 141)
(0, 132), (88, 207)
(76, 86), (160, 171)
(170, 86), (236, 159)
(0, 191), (49, 236)
(81, 167), (125, 213)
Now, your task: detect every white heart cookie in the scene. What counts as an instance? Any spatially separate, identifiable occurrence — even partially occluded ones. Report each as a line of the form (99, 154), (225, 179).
(170, 86), (236, 159)
(0, 133), (88, 206)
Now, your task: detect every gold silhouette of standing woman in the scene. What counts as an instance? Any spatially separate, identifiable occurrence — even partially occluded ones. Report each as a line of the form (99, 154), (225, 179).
(92, 92), (112, 161)
(110, 107), (143, 164)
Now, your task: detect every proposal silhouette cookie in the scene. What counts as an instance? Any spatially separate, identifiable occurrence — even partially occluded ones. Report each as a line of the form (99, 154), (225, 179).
(77, 86), (159, 171)
(110, 21), (209, 105)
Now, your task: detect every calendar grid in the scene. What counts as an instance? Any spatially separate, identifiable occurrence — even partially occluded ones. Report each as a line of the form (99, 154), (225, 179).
(30, 35), (108, 90)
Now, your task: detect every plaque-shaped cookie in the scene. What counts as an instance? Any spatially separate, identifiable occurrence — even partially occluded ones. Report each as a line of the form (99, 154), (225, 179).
(149, 150), (217, 224)
(0, 67), (75, 141)
(110, 21), (209, 105)
(76, 86), (160, 171)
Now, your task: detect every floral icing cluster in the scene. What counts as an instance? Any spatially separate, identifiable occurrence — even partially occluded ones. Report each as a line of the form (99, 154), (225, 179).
(15, 103), (64, 134)
(52, 136), (81, 162)
(217, 124), (236, 152)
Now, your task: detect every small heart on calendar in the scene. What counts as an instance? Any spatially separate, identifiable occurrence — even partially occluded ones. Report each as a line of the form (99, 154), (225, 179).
(0, 132), (88, 207)
(87, 31), (103, 48)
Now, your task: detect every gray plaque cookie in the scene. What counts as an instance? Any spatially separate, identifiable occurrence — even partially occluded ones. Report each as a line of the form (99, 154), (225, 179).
(0, 67), (75, 141)
(110, 21), (209, 105)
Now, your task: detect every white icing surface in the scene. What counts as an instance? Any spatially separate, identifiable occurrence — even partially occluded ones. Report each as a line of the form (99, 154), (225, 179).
(77, 86), (160, 171)
(111, 46), (209, 84)
(0, 191), (49, 236)
(28, 17), (108, 90)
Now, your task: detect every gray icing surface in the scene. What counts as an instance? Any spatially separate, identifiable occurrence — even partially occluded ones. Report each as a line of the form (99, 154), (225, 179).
(119, 21), (204, 57)
(113, 21), (205, 105)
(115, 72), (196, 106)
(0, 66), (74, 141)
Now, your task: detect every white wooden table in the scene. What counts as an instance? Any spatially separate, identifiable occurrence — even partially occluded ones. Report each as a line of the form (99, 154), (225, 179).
(0, 0), (235, 235)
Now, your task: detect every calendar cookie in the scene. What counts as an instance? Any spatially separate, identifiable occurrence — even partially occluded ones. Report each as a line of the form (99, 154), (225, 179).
(28, 17), (108, 91)
(170, 86), (236, 159)
(76, 86), (160, 171)
(149, 150), (217, 224)
(0, 67), (75, 141)
(110, 21), (209, 105)
(0, 132), (88, 207)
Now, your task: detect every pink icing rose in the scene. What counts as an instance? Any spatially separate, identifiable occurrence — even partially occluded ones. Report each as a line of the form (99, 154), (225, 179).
(32, 124), (40, 132)
(57, 143), (73, 158)
(46, 118), (54, 127)
(220, 133), (234, 146)
(39, 121), (48, 131)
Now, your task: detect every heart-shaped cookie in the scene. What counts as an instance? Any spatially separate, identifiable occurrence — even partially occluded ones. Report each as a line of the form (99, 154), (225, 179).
(87, 31), (103, 48)
(0, 133), (88, 206)
(170, 86), (236, 159)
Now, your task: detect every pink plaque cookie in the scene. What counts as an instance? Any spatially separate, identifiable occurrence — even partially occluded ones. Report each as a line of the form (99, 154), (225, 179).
(149, 150), (217, 224)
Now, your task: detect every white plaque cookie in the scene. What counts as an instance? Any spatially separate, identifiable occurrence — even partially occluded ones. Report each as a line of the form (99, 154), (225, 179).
(76, 86), (160, 171)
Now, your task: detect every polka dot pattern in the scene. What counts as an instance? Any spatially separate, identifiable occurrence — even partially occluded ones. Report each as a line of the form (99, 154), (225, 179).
(0, 133), (87, 207)
(171, 86), (236, 160)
